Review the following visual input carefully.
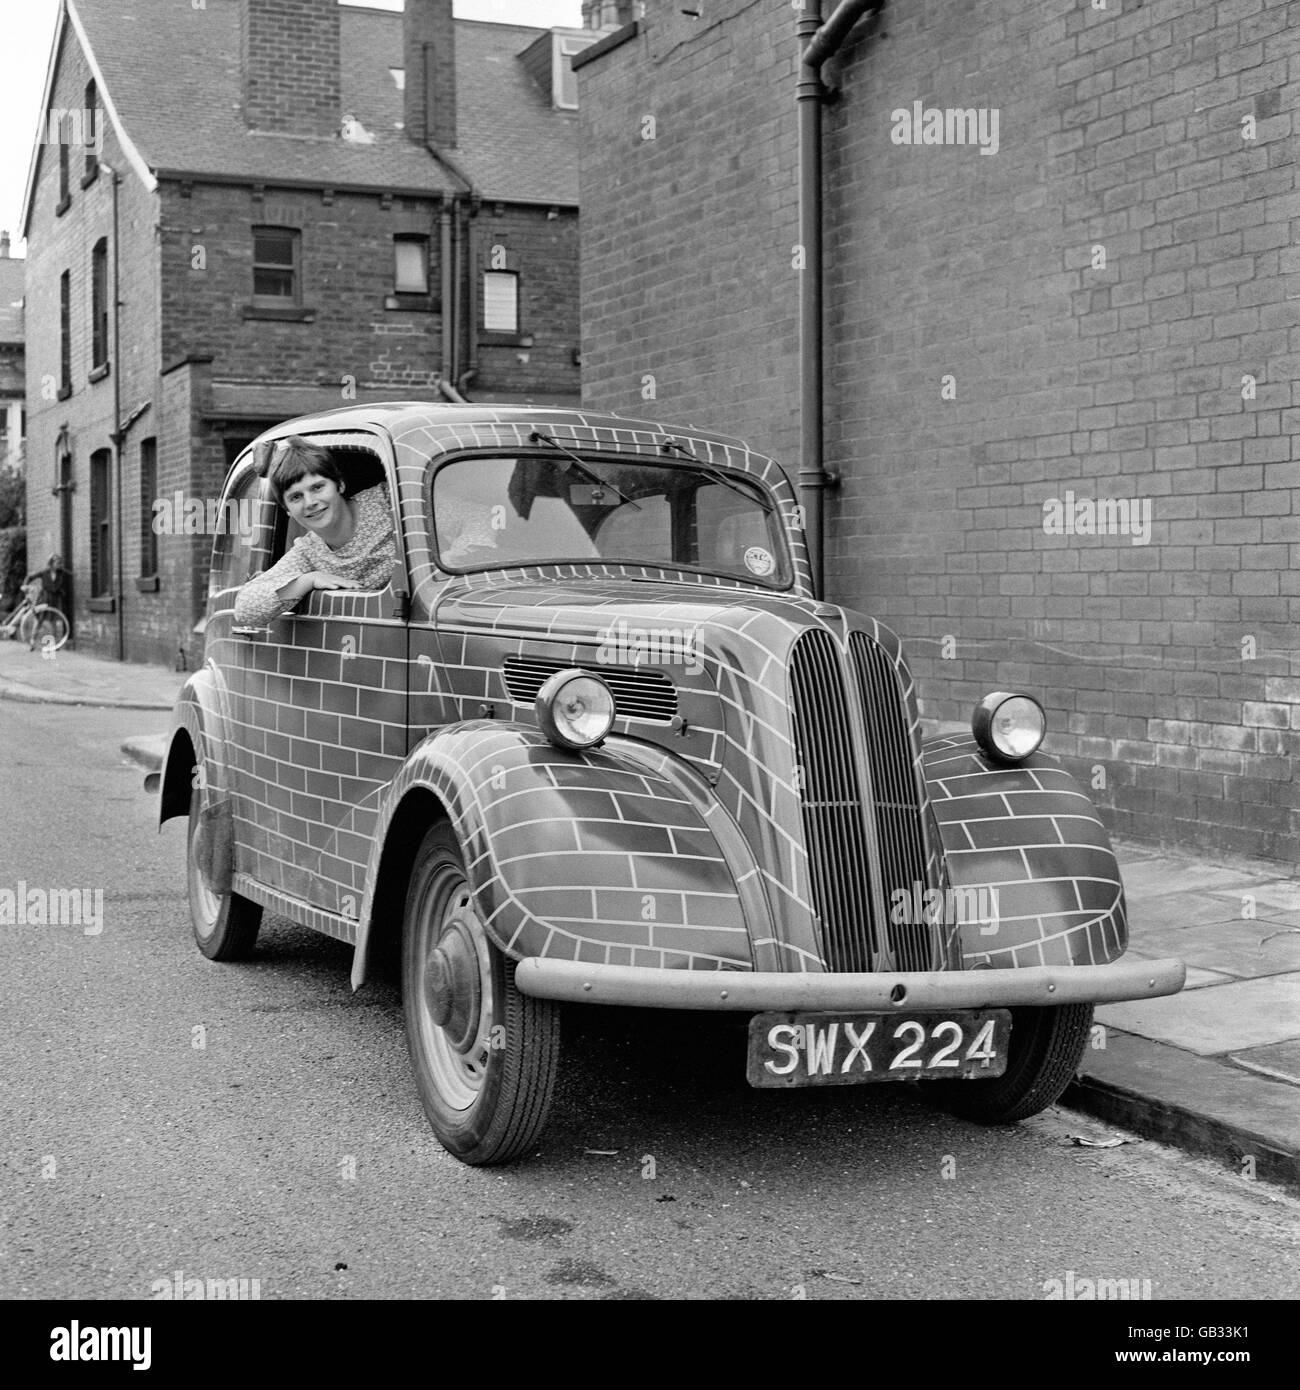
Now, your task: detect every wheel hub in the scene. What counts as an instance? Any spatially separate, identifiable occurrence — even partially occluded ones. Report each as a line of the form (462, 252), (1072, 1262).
(424, 913), (482, 1053)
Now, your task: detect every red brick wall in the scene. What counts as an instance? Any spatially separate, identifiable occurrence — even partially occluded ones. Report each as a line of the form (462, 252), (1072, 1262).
(577, 0), (1300, 865)
(403, 0), (457, 148)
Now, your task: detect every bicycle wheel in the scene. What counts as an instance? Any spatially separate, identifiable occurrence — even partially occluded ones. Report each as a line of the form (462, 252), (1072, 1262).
(23, 605), (69, 651)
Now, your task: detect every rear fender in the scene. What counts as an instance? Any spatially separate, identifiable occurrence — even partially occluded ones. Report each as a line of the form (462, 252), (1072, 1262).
(922, 734), (1128, 969)
(351, 724), (754, 990)
(159, 669), (234, 892)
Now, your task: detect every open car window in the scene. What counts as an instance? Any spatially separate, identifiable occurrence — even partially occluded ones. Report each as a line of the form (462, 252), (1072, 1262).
(431, 453), (789, 586)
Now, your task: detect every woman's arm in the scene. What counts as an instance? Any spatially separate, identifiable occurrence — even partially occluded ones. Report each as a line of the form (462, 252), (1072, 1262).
(232, 543), (313, 626)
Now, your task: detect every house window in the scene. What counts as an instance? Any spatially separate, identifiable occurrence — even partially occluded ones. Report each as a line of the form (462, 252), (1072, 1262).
(90, 449), (113, 599)
(483, 271), (519, 333)
(82, 80), (99, 185)
(394, 235), (429, 294)
(59, 270), (71, 398)
(91, 238), (109, 371)
(252, 227), (299, 304)
(57, 114), (70, 208)
(139, 437), (158, 579)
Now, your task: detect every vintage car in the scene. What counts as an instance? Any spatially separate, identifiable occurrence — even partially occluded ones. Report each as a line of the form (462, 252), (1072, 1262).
(158, 403), (1184, 1165)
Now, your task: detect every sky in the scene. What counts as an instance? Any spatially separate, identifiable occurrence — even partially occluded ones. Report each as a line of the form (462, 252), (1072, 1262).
(0, 0), (585, 254)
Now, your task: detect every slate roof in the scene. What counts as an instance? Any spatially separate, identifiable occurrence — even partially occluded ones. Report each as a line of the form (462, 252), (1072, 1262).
(63, 0), (579, 203)
(0, 258), (24, 343)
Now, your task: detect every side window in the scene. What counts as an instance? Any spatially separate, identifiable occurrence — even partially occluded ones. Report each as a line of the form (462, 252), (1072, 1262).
(209, 470), (262, 597)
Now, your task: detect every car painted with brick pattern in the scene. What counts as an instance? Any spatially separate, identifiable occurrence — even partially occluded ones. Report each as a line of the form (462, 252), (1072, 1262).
(159, 403), (1184, 1164)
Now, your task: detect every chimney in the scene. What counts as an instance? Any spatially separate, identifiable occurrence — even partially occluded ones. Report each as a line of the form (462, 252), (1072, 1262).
(0, 232), (9, 259)
(582, 1), (639, 28)
(240, 0), (341, 136)
(404, 0), (457, 149)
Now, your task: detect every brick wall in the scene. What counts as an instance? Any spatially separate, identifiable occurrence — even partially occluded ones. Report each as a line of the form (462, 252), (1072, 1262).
(404, 0), (457, 148)
(578, 0), (1299, 865)
(470, 204), (582, 400)
(25, 21), (164, 661)
(240, 0), (341, 137)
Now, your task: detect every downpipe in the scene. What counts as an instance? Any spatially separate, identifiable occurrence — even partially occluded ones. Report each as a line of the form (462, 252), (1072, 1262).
(796, 0), (881, 598)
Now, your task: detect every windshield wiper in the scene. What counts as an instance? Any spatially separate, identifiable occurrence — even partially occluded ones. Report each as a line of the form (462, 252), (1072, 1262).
(657, 437), (774, 512)
(529, 431), (640, 509)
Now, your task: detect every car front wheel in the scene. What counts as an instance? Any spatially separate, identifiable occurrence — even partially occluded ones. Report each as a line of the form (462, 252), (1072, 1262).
(186, 782), (261, 960)
(402, 821), (560, 1165)
(926, 1003), (1093, 1123)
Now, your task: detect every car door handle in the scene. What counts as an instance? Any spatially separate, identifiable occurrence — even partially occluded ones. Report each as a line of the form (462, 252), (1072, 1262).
(230, 625), (270, 638)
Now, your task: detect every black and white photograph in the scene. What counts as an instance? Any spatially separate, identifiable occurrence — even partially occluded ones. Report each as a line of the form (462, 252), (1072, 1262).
(0, 0), (1296, 1344)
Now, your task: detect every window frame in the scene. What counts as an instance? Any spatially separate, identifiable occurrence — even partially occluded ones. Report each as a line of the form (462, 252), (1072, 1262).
(58, 270), (72, 400)
(91, 237), (109, 373)
(80, 80), (99, 188)
(89, 448), (113, 602)
(251, 225), (301, 308)
(481, 269), (521, 340)
(138, 437), (158, 585)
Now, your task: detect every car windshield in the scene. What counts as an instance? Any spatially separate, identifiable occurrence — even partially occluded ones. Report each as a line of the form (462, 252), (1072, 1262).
(430, 453), (789, 585)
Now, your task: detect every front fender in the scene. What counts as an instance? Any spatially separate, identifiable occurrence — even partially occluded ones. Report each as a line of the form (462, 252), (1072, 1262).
(352, 724), (754, 990)
(922, 735), (1128, 970)
(159, 666), (232, 824)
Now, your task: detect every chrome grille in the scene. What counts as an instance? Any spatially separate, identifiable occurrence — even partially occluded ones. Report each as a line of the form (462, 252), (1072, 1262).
(848, 632), (936, 970)
(788, 630), (874, 972)
(503, 655), (678, 723)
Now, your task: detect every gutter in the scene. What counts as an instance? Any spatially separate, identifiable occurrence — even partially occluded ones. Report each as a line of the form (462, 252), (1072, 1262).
(796, 0), (881, 598)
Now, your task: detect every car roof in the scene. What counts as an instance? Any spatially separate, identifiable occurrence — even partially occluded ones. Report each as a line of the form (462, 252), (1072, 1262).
(255, 402), (757, 455)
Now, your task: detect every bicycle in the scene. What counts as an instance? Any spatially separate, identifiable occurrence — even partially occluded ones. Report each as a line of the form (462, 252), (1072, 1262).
(0, 581), (70, 651)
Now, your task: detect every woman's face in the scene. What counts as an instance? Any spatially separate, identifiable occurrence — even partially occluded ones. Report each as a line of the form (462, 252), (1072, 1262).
(282, 472), (346, 534)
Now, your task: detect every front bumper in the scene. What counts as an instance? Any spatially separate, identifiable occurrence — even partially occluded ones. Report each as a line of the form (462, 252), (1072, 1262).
(515, 956), (1186, 1011)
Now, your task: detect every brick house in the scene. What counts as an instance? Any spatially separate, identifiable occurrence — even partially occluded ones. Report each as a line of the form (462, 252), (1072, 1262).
(574, 0), (1300, 866)
(0, 234), (25, 473)
(21, 0), (603, 667)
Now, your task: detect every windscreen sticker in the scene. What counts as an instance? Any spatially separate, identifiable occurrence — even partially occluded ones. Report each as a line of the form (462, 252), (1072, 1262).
(744, 546), (775, 576)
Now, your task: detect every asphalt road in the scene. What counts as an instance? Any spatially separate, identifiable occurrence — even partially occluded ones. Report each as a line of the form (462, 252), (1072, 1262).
(2, 701), (1298, 1302)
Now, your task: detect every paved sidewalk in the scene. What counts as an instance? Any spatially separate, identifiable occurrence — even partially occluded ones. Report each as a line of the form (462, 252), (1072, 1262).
(8, 646), (1299, 1189)
(0, 638), (185, 710)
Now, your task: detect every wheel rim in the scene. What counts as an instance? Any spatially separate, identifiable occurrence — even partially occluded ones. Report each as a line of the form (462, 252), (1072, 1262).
(188, 815), (220, 938)
(413, 866), (494, 1112)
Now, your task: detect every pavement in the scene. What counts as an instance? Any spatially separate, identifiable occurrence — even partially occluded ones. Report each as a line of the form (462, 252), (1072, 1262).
(4, 639), (1298, 1191)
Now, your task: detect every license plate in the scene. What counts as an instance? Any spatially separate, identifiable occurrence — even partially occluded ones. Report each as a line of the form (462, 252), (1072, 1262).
(746, 1009), (1011, 1087)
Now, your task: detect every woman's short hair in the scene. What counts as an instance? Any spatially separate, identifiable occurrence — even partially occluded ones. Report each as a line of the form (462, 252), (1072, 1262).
(266, 436), (345, 505)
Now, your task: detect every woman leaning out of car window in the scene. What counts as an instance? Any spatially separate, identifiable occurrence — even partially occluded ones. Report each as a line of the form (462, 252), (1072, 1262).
(232, 436), (398, 627)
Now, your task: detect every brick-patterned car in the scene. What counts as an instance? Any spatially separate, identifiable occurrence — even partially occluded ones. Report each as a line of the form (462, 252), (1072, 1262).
(159, 403), (1184, 1164)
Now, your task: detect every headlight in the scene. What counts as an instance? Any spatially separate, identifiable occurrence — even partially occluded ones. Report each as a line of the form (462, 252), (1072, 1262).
(535, 669), (615, 749)
(972, 691), (1045, 762)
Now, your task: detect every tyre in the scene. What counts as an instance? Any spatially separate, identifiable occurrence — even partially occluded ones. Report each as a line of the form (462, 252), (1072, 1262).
(21, 605), (69, 652)
(402, 821), (560, 1165)
(926, 1003), (1093, 1123)
(186, 781), (261, 960)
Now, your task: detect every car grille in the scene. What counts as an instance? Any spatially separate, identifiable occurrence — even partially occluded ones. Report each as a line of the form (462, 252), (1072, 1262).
(788, 629), (937, 972)
(503, 655), (678, 723)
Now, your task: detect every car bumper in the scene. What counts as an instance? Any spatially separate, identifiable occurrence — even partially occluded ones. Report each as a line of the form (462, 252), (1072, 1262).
(515, 956), (1186, 1011)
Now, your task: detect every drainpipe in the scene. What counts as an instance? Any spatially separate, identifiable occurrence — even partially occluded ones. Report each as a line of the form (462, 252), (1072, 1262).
(439, 197), (453, 382)
(101, 160), (125, 660)
(796, 0), (879, 599)
(458, 197), (480, 398)
(425, 145), (477, 395)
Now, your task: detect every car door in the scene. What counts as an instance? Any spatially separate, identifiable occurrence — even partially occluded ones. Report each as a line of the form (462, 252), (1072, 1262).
(225, 430), (410, 929)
